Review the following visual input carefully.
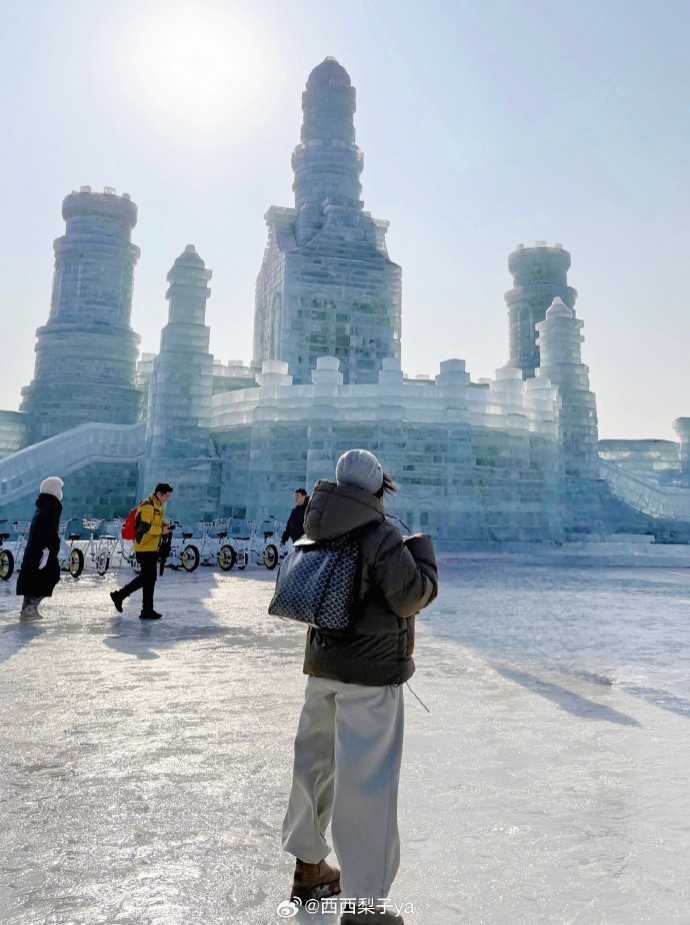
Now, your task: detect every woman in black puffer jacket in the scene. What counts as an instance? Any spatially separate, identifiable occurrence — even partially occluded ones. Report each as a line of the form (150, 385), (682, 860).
(16, 476), (63, 620)
(281, 450), (438, 925)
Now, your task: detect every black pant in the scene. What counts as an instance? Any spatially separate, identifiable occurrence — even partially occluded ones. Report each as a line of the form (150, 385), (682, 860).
(120, 552), (158, 613)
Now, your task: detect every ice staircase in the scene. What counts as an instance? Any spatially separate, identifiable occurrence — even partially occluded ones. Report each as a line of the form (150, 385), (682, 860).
(600, 458), (690, 521)
(0, 421), (145, 507)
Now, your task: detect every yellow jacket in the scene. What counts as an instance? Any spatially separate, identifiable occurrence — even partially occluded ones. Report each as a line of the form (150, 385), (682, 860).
(133, 494), (165, 553)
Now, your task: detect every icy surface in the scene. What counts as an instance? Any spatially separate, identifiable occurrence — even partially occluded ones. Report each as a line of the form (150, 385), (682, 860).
(1, 560), (689, 924)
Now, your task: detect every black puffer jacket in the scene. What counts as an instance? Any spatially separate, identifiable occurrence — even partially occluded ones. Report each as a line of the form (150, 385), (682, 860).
(302, 480), (438, 686)
(281, 499), (309, 544)
(16, 494), (62, 598)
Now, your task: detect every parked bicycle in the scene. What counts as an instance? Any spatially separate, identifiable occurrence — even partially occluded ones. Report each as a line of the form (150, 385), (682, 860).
(0, 519), (83, 580)
(0, 519), (14, 580)
(111, 537), (140, 573)
(193, 519), (237, 571)
(92, 517), (138, 573)
(82, 519), (119, 576)
(233, 518), (283, 570)
(58, 520), (85, 577)
(1, 521), (31, 579)
(161, 525), (200, 572)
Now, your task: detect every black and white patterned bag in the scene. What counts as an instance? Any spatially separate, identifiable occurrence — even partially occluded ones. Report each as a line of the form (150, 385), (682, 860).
(268, 533), (363, 634)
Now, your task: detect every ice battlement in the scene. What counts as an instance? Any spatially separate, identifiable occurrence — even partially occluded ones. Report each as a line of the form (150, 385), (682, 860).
(211, 355), (560, 439)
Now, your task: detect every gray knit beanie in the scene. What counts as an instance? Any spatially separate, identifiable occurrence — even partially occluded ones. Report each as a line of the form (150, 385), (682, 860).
(335, 449), (384, 494)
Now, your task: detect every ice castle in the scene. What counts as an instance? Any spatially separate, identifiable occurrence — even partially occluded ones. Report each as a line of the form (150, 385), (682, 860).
(3, 58), (690, 547)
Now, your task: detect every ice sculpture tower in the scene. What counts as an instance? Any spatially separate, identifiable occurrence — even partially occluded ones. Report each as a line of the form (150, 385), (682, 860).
(505, 242), (577, 378)
(20, 187), (141, 444)
(536, 296), (604, 533)
(536, 298), (599, 479)
(139, 246), (216, 521)
(253, 57), (402, 385)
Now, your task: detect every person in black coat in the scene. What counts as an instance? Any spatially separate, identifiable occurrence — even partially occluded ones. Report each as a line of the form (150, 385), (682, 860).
(16, 476), (64, 620)
(280, 488), (309, 545)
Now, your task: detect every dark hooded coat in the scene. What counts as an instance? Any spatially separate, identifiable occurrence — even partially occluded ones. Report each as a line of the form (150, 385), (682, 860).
(301, 480), (438, 686)
(16, 493), (62, 597)
(281, 498), (309, 544)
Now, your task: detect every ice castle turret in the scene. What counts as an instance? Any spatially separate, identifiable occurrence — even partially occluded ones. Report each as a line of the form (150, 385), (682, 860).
(505, 242), (577, 378)
(536, 296), (604, 534)
(140, 246), (217, 522)
(20, 187), (142, 444)
(536, 298), (599, 478)
(253, 58), (402, 386)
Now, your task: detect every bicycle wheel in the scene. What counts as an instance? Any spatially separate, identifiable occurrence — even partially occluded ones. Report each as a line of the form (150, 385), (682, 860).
(217, 544), (236, 571)
(263, 544), (279, 570)
(96, 549), (110, 575)
(68, 548), (84, 578)
(181, 544), (200, 572)
(0, 549), (14, 581)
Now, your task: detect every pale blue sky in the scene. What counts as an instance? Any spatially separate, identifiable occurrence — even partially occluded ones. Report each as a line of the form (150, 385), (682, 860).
(1, 0), (689, 439)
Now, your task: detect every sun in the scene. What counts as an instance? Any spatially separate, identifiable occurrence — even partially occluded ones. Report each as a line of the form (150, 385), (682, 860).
(121, 0), (275, 144)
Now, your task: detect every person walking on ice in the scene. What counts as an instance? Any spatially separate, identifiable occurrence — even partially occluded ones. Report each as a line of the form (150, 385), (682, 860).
(16, 476), (64, 620)
(281, 450), (438, 924)
(110, 483), (173, 620)
(280, 487), (309, 546)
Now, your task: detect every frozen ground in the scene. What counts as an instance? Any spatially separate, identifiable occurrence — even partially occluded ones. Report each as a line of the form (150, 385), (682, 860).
(1, 557), (689, 925)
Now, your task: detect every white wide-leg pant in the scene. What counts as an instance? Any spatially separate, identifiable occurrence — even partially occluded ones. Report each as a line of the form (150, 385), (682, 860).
(282, 675), (404, 901)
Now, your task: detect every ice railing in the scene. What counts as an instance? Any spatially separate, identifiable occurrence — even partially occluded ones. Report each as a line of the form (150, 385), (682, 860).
(0, 421), (145, 506)
(600, 458), (690, 520)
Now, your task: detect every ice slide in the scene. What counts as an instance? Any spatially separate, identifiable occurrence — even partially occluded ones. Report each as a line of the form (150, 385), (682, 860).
(600, 458), (690, 521)
(0, 421), (145, 508)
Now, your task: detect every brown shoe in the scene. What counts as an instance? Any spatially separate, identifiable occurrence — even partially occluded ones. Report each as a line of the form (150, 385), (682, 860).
(290, 857), (341, 903)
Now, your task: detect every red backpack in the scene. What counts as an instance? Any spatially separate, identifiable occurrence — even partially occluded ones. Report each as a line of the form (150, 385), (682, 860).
(121, 500), (150, 540)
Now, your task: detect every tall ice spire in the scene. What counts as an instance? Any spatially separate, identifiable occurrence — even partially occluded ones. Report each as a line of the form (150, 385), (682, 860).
(253, 58), (401, 386)
(292, 57), (364, 245)
(140, 245), (216, 521)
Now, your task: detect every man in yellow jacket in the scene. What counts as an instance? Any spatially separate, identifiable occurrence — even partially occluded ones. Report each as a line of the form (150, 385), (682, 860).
(110, 483), (173, 619)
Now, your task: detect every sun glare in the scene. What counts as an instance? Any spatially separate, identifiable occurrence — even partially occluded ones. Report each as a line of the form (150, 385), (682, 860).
(121, 0), (275, 145)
